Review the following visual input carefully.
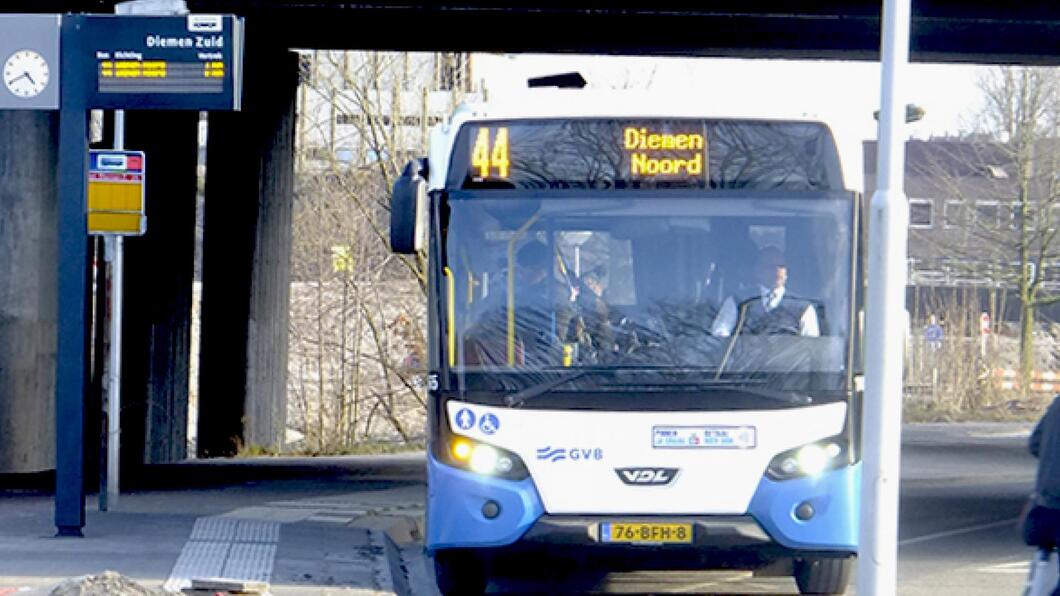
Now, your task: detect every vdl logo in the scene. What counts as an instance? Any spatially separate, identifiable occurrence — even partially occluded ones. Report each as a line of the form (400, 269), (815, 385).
(536, 446), (604, 463)
(615, 467), (679, 486)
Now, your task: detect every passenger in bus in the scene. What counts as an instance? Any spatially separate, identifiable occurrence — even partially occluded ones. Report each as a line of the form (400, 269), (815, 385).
(463, 241), (564, 367)
(569, 267), (615, 358)
(710, 246), (820, 337)
(520, 241), (573, 354)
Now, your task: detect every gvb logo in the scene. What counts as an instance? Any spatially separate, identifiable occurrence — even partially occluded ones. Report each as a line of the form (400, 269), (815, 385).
(536, 446), (604, 463)
(615, 467), (679, 486)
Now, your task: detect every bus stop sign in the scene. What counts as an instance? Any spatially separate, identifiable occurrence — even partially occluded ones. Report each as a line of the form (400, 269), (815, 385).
(88, 150), (146, 235)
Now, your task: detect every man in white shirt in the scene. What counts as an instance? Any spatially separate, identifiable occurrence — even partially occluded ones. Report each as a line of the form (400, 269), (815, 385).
(710, 246), (820, 338)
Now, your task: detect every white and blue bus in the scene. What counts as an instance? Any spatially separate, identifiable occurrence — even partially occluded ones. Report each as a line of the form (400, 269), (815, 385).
(391, 91), (863, 595)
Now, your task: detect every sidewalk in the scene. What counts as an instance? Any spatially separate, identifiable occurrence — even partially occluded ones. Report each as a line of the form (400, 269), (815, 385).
(0, 455), (426, 595)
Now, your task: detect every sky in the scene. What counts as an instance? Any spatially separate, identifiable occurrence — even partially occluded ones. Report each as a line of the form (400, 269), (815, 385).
(473, 54), (989, 191)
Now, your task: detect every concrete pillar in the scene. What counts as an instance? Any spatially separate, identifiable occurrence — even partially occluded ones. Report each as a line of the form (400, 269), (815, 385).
(119, 110), (199, 468)
(198, 43), (297, 457)
(0, 111), (58, 473)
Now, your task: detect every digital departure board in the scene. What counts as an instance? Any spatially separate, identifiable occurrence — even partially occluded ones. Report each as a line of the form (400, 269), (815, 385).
(452, 119), (843, 191)
(68, 14), (243, 110)
(98, 59), (226, 94)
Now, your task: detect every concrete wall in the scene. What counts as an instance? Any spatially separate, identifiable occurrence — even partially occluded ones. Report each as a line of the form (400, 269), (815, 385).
(0, 111), (58, 473)
(198, 42), (297, 457)
(245, 53), (297, 451)
(120, 111), (199, 467)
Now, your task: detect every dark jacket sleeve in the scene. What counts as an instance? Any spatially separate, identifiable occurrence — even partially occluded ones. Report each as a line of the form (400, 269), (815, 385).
(1030, 396), (1059, 458)
(1031, 416), (1044, 459)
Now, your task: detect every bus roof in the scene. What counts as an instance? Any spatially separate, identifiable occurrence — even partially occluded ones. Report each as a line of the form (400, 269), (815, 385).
(452, 89), (828, 122)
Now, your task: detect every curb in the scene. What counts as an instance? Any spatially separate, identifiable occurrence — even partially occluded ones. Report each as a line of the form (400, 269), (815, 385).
(368, 530), (398, 596)
(380, 515), (425, 596)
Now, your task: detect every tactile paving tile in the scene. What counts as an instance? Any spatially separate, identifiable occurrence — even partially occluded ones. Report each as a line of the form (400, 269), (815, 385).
(163, 540), (230, 592)
(234, 519), (280, 543)
(222, 543), (278, 582)
(189, 516), (239, 542)
(164, 517), (281, 592)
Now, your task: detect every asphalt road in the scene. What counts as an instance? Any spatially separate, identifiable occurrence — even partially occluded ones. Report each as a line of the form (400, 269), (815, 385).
(398, 423), (1041, 595)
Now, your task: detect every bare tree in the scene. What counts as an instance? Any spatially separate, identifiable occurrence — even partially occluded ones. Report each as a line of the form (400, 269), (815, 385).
(287, 51), (476, 452)
(911, 66), (1060, 392)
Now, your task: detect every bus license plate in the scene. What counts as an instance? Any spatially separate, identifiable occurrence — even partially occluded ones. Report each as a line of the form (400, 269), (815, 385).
(600, 522), (693, 544)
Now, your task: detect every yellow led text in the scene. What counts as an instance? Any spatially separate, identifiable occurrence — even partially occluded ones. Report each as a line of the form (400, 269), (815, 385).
(471, 127), (510, 179)
(624, 127), (705, 176)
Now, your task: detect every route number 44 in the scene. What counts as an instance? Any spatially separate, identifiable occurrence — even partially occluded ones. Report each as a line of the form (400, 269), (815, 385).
(472, 127), (510, 179)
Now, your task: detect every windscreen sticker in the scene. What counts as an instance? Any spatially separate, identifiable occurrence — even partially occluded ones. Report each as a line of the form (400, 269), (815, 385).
(454, 408), (476, 431)
(652, 425), (756, 449)
(479, 413), (500, 435)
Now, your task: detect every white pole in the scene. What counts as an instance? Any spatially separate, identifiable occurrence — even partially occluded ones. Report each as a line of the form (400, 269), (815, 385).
(105, 0), (187, 510)
(858, 0), (911, 593)
(106, 110), (126, 509)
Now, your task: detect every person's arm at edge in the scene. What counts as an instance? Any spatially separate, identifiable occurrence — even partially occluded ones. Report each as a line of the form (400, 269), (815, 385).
(1030, 397), (1053, 458)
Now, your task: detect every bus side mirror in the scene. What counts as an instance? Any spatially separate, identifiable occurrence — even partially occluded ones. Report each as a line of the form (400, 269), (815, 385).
(391, 159), (428, 254)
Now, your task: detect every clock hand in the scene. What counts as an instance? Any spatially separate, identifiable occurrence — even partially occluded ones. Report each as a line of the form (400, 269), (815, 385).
(6, 72), (28, 86)
(23, 72), (35, 86)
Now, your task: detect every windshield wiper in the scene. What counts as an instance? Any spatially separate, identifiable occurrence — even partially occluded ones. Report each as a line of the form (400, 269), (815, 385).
(612, 375), (813, 406)
(504, 368), (599, 407)
(503, 364), (814, 408)
(504, 365), (677, 407)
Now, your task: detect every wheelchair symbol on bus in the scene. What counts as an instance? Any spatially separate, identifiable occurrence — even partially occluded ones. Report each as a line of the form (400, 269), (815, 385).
(479, 413), (500, 435)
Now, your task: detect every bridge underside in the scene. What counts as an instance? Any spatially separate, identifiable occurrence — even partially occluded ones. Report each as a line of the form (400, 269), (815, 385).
(13, 1), (1060, 64)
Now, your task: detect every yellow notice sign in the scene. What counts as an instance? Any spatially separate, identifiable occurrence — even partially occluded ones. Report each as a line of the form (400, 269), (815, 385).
(88, 150), (145, 236)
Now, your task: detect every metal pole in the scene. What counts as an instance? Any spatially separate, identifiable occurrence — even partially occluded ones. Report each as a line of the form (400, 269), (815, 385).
(104, 110), (126, 509)
(858, 0), (911, 593)
(56, 16), (89, 537)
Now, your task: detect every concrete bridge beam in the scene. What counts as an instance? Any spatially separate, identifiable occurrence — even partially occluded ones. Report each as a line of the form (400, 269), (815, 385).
(0, 111), (58, 473)
(120, 110), (200, 469)
(198, 41), (298, 457)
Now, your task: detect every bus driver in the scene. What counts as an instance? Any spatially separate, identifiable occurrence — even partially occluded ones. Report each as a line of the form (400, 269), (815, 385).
(710, 246), (820, 338)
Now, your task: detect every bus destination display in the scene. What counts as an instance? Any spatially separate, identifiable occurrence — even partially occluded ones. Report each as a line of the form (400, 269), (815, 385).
(466, 120), (708, 189)
(455, 118), (842, 191)
(623, 127), (705, 177)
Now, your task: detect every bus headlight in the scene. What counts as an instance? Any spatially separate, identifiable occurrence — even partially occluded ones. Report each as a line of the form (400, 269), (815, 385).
(447, 437), (527, 480)
(766, 437), (847, 480)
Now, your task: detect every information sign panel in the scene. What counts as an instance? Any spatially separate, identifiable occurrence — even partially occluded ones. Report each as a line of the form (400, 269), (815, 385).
(69, 14), (242, 110)
(88, 150), (146, 235)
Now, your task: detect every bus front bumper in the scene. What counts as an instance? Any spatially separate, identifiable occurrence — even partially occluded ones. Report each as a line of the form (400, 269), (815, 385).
(426, 454), (859, 558)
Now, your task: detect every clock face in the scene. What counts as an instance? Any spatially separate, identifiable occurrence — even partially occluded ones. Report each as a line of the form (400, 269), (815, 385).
(4, 50), (50, 99)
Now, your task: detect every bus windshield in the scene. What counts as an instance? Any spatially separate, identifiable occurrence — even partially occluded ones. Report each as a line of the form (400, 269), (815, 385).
(443, 191), (855, 403)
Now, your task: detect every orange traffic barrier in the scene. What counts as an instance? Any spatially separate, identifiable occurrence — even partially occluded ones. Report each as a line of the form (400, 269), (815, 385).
(993, 369), (1060, 392)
